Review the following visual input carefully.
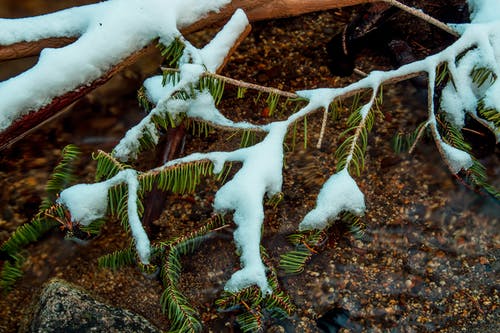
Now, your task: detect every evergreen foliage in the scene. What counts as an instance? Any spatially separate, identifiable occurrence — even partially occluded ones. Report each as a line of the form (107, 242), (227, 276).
(159, 214), (227, 333)
(216, 249), (295, 332)
(335, 92), (382, 176)
(40, 144), (81, 209)
(0, 146), (81, 289)
(0, 254), (25, 292)
(279, 212), (365, 275)
(98, 246), (136, 271)
(391, 121), (429, 154)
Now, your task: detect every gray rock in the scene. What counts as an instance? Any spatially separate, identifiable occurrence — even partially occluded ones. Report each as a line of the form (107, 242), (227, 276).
(22, 279), (162, 333)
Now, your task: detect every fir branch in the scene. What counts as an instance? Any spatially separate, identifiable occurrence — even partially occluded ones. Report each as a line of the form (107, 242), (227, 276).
(143, 160), (212, 195)
(279, 249), (314, 275)
(159, 215), (228, 332)
(236, 308), (264, 333)
(391, 121), (429, 154)
(78, 218), (106, 236)
(0, 254), (25, 292)
(436, 114), (499, 198)
(160, 284), (202, 333)
(216, 263), (294, 332)
(161, 214), (228, 254)
(98, 246), (136, 271)
(106, 180), (145, 233)
(93, 150), (130, 181)
(471, 67), (496, 88)
(477, 99), (500, 134)
(240, 129), (259, 148)
(137, 86), (152, 112)
(40, 144), (81, 209)
(199, 75), (225, 105)
(279, 230), (326, 274)
(141, 159), (233, 196)
(0, 205), (62, 255)
(185, 118), (213, 137)
(335, 91), (380, 176)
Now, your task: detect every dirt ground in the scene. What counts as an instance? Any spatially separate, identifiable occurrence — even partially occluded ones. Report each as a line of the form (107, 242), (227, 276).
(1, 1), (499, 332)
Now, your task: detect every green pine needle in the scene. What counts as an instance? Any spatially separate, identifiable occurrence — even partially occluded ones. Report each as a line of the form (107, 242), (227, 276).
(391, 121), (428, 154)
(40, 144), (81, 209)
(158, 215), (227, 332)
(158, 38), (185, 67)
(0, 208), (61, 255)
(98, 246), (136, 270)
(0, 254), (25, 292)
(93, 150), (129, 181)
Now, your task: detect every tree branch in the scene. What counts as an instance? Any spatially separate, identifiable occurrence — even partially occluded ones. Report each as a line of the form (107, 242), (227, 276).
(0, 43), (156, 150)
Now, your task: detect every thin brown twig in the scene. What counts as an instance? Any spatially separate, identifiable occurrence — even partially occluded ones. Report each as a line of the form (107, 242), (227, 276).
(381, 0), (460, 37)
(408, 121), (430, 154)
(161, 67), (299, 99)
(316, 107), (329, 149)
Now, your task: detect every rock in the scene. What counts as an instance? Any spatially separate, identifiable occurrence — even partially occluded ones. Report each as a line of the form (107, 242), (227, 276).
(21, 279), (161, 333)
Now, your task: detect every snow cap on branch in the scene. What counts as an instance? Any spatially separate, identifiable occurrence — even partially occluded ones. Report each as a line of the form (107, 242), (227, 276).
(214, 122), (288, 294)
(57, 182), (110, 226)
(58, 169), (151, 264)
(440, 141), (474, 173)
(300, 168), (365, 231)
(200, 8), (249, 72)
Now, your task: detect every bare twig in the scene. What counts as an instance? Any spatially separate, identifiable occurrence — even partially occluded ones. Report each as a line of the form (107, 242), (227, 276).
(316, 107), (329, 149)
(381, 0), (460, 37)
(161, 67), (299, 99)
(408, 121), (430, 154)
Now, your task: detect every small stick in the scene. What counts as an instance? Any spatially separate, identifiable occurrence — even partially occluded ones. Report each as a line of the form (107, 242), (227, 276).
(161, 67), (299, 99)
(316, 107), (329, 149)
(381, 0), (460, 37)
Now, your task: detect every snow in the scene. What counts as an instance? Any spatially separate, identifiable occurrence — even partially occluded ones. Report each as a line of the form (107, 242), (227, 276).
(468, 0), (500, 23)
(122, 169), (151, 264)
(440, 82), (466, 127)
(214, 122), (288, 293)
(143, 76), (168, 104)
(199, 8), (249, 72)
(440, 141), (474, 173)
(299, 168), (365, 231)
(57, 182), (110, 226)
(114, 8), (252, 161)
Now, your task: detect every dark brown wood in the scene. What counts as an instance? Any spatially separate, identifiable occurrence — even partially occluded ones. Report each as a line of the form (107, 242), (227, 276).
(0, 37), (77, 61)
(245, 0), (376, 21)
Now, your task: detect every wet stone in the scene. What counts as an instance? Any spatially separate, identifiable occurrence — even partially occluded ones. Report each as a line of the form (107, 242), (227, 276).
(22, 279), (161, 333)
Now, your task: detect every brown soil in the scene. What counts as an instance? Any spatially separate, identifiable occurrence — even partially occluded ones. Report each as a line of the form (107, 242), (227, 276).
(1, 1), (499, 333)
